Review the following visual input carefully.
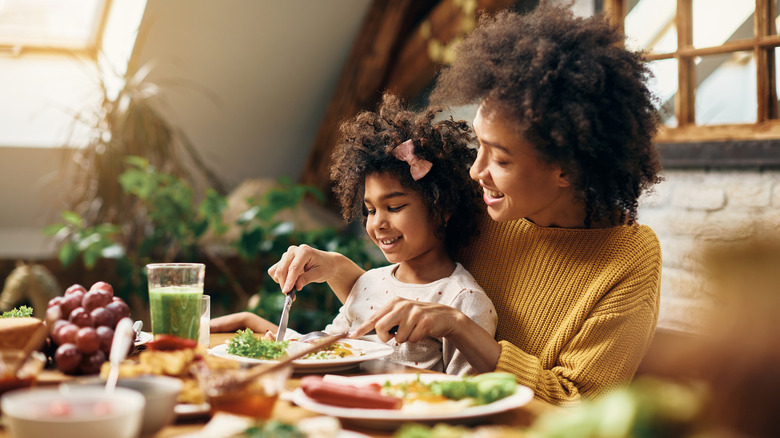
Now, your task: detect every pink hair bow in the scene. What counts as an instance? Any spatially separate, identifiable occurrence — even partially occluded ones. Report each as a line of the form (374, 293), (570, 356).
(392, 139), (432, 181)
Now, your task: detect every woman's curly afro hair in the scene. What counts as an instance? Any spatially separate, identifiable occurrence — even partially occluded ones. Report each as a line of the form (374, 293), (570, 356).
(330, 93), (482, 259)
(430, 4), (663, 227)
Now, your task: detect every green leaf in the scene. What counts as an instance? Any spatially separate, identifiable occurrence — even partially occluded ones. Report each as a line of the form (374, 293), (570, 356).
(238, 205), (261, 224)
(59, 241), (78, 267)
(83, 247), (101, 268)
(125, 155), (149, 169)
(62, 211), (83, 227)
(1, 306), (34, 318)
(43, 223), (66, 236)
(226, 329), (288, 359)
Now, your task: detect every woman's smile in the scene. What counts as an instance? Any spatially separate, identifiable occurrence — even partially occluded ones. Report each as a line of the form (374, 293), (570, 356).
(481, 186), (505, 205)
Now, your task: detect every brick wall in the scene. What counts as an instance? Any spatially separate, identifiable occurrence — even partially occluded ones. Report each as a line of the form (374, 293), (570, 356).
(638, 169), (780, 333)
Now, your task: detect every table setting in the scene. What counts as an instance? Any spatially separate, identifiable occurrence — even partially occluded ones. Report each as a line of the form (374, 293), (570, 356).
(0, 263), (551, 438)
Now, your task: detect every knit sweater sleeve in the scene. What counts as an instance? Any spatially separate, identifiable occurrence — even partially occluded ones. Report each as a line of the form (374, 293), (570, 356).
(496, 292), (659, 404)
(494, 230), (661, 404)
(460, 215), (662, 406)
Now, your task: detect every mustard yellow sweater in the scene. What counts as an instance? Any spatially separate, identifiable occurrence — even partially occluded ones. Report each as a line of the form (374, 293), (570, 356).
(459, 215), (661, 405)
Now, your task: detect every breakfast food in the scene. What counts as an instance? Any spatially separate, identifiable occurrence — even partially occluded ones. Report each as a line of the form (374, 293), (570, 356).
(189, 414), (342, 438)
(0, 316), (44, 350)
(226, 329), (357, 361)
(300, 373), (518, 412)
(44, 281), (133, 375)
(395, 424), (528, 438)
(300, 375), (402, 410)
(100, 340), (239, 405)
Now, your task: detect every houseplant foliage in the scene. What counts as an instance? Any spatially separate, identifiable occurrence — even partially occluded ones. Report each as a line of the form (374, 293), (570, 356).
(45, 158), (383, 333)
(59, 55), (225, 237)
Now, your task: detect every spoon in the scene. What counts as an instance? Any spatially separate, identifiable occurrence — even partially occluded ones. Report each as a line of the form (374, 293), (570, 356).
(9, 323), (48, 378)
(132, 320), (143, 342)
(105, 318), (134, 392)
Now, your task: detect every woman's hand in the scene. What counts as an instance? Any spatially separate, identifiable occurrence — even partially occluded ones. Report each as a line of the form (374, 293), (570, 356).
(267, 244), (366, 303)
(351, 297), (503, 373)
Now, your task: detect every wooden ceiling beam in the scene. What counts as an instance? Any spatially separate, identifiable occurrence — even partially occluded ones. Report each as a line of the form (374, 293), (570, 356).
(386, 0), (517, 99)
(299, 0), (435, 196)
(300, 0), (516, 200)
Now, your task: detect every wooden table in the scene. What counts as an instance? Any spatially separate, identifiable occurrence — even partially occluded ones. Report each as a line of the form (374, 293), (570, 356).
(2, 333), (556, 437)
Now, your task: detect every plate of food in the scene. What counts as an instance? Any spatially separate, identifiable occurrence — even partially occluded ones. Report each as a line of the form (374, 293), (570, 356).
(208, 329), (395, 373)
(291, 372), (533, 429)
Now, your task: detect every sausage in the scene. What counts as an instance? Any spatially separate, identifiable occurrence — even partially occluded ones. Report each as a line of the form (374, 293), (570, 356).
(300, 375), (402, 410)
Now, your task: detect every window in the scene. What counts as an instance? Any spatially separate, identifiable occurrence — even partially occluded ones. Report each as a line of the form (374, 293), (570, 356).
(0, 0), (144, 149)
(604, 0), (780, 166)
(0, 0), (107, 54)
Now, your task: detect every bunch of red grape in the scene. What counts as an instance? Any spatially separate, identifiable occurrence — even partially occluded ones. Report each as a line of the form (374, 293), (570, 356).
(45, 282), (132, 375)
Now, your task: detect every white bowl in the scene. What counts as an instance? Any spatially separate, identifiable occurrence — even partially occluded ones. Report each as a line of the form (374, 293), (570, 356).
(60, 375), (182, 436)
(1, 386), (145, 438)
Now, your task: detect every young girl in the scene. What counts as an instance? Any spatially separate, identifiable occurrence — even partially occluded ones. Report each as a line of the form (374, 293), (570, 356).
(212, 94), (496, 375)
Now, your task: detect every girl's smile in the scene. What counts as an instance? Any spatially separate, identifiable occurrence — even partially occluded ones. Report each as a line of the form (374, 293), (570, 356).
(363, 172), (452, 283)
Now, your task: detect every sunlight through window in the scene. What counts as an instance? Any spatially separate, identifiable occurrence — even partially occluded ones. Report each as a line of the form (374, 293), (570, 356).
(0, 0), (105, 51)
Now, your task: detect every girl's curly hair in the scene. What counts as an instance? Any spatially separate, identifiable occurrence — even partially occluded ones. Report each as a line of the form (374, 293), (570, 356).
(330, 93), (482, 259)
(430, 5), (663, 227)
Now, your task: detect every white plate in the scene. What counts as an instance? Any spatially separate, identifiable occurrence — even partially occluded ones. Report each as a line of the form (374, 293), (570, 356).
(208, 339), (394, 373)
(291, 373), (534, 430)
(134, 330), (153, 346)
(340, 431), (372, 438)
(174, 412), (371, 438)
(174, 402), (211, 419)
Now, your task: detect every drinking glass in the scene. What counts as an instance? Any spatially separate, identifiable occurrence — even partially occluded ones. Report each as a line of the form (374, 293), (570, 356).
(146, 263), (205, 341)
(199, 294), (211, 347)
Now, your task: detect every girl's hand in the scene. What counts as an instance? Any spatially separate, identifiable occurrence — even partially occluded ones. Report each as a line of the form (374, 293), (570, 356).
(267, 245), (366, 304)
(267, 244), (334, 293)
(351, 297), (464, 343)
(351, 297), (502, 373)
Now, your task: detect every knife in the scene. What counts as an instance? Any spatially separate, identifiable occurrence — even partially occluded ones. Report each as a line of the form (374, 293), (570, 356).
(275, 290), (295, 341)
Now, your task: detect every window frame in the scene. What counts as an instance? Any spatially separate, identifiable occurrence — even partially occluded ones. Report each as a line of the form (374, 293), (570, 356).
(0, 0), (110, 58)
(603, 0), (780, 168)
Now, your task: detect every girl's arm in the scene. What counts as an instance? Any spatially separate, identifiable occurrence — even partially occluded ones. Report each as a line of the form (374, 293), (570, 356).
(350, 298), (502, 373)
(446, 311), (503, 373)
(267, 244), (366, 304)
(210, 311), (277, 333)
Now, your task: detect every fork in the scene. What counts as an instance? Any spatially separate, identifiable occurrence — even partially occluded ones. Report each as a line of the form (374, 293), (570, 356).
(298, 325), (399, 343)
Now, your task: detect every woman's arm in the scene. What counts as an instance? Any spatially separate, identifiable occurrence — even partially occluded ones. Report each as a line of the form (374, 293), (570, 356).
(350, 297), (502, 373)
(268, 244), (366, 304)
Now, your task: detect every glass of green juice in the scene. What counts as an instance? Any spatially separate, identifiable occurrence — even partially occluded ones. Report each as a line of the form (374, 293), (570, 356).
(146, 263), (205, 341)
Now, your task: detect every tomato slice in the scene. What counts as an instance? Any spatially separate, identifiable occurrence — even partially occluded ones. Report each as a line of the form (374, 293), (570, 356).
(146, 334), (197, 351)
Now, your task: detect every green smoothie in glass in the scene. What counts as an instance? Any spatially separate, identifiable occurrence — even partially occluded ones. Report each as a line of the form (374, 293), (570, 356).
(149, 286), (202, 340)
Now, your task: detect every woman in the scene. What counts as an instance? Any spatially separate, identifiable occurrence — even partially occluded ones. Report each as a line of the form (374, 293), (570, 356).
(269, 5), (663, 405)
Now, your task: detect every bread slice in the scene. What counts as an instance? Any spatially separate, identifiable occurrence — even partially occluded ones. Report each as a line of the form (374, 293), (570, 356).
(0, 317), (44, 350)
